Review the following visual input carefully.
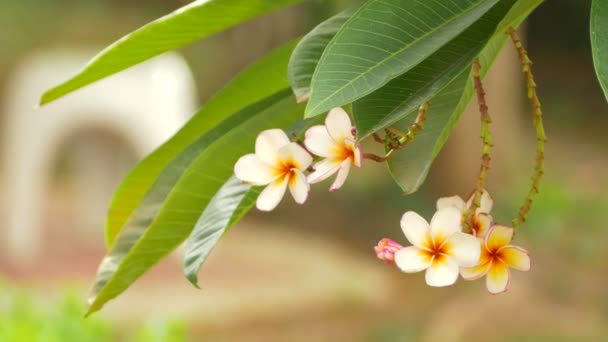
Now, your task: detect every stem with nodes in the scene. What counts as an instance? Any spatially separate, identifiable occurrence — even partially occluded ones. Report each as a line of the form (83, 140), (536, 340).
(364, 101), (429, 162)
(508, 27), (547, 230)
(463, 58), (493, 233)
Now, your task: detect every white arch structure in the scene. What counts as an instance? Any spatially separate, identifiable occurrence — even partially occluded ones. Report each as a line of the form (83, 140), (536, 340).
(2, 49), (198, 262)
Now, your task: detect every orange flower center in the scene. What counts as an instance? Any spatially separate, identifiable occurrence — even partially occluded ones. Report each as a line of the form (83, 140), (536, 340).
(334, 141), (355, 161)
(276, 160), (298, 184)
(423, 238), (450, 261)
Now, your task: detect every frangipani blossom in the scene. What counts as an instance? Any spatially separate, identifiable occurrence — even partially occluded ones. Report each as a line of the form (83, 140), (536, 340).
(234, 129), (312, 212)
(394, 207), (481, 287)
(460, 225), (531, 294)
(304, 107), (363, 192)
(437, 189), (494, 237)
(374, 238), (403, 264)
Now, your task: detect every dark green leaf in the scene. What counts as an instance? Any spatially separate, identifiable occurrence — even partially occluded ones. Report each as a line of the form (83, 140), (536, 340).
(305, 0), (501, 117)
(592, 0), (608, 101)
(387, 0), (544, 193)
(87, 90), (303, 316)
(182, 177), (257, 288)
(40, 0), (305, 105)
(105, 41), (298, 249)
(288, 8), (355, 102)
(352, 0), (517, 139)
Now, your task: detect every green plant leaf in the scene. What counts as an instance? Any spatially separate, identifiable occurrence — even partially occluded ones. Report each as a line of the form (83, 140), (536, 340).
(288, 8), (355, 102)
(182, 177), (257, 288)
(305, 0), (501, 117)
(352, 0), (518, 140)
(386, 0), (544, 193)
(105, 41), (297, 249)
(39, 0), (305, 105)
(181, 115), (323, 287)
(592, 0), (608, 102)
(87, 90), (303, 316)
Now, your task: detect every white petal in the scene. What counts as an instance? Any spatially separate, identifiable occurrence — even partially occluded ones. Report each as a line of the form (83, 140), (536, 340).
(394, 247), (432, 273)
(325, 107), (353, 142)
(288, 169), (309, 204)
(278, 143), (313, 170)
(466, 189), (493, 214)
(256, 177), (288, 211)
(436, 195), (466, 212)
(425, 256), (459, 287)
(479, 190), (494, 213)
(429, 207), (463, 242)
(304, 125), (336, 158)
(444, 232), (481, 267)
(329, 160), (351, 192)
(307, 159), (341, 184)
(234, 154), (277, 185)
(400, 211), (431, 250)
(255, 129), (290, 165)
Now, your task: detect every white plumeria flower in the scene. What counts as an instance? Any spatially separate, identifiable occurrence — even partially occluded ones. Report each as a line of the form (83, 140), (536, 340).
(460, 225), (531, 295)
(436, 189), (494, 237)
(394, 207), (481, 287)
(304, 107), (363, 192)
(234, 129), (312, 212)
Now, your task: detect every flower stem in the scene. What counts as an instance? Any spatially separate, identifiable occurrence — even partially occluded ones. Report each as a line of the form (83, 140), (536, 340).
(364, 102), (429, 162)
(464, 58), (493, 233)
(508, 27), (547, 230)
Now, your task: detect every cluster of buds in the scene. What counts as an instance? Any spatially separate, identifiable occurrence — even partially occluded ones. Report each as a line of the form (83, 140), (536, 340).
(234, 107), (362, 211)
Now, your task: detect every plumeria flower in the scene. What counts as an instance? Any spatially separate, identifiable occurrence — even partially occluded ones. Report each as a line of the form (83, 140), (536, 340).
(234, 129), (312, 212)
(394, 207), (481, 287)
(437, 189), (494, 237)
(304, 107), (363, 192)
(374, 238), (403, 264)
(460, 225), (531, 294)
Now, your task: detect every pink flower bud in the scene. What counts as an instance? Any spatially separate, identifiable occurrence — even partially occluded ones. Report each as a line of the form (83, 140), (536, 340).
(374, 238), (403, 264)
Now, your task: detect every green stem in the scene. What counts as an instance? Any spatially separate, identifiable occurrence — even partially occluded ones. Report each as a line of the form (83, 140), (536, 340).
(365, 102), (429, 163)
(464, 58), (493, 233)
(508, 28), (547, 230)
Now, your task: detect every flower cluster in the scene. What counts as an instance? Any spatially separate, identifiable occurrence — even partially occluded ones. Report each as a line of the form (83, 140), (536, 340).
(234, 107), (362, 211)
(375, 190), (531, 294)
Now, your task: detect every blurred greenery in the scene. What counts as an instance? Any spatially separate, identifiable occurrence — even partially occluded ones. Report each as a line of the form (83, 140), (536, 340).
(0, 282), (187, 342)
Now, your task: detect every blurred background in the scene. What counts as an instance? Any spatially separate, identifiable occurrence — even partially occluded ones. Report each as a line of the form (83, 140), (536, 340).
(1, 0), (607, 341)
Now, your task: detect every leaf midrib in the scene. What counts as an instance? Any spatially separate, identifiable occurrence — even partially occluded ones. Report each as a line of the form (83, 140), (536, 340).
(307, 0), (492, 115)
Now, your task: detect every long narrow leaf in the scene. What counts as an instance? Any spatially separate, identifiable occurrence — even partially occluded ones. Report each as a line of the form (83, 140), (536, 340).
(305, 0), (501, 117)
(40, 0), (305, 105)
(288, 8), (355, 102)
(87, 90), (303, 315)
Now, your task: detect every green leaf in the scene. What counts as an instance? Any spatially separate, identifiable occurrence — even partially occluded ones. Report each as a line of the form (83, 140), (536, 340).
(87, 90), (303, 316)
(352, 0), (517, 140)
(288, 8), (355, 102)
(592, 0), (608, 102)
(105, 41), (298, 249)
(387, 0), (544, 193)
(39, 0), (305, 105)
(182, 177), (258, 288)
(305, 0), (501, 117)
(182, 114), (323, 287)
